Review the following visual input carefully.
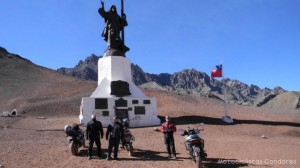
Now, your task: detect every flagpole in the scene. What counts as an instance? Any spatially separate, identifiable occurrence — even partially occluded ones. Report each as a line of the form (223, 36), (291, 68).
(221, 61), (233, 124)
(222, 61), (228, 117)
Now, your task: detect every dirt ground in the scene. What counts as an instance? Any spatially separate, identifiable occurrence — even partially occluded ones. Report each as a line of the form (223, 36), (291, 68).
(0, 92), (299, 168)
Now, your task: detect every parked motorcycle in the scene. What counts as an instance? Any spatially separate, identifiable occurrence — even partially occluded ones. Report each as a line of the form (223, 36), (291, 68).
(64, 124), (86, 155)
(179, 123), (207, 168)
(120, 119), (135, 156)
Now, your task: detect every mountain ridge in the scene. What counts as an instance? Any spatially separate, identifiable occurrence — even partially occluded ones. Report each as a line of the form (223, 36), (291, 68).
(0, 46), (297, 110)
(56, 54), (299, 109)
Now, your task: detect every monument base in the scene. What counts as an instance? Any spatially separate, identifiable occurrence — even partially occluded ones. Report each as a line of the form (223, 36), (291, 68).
(79, 55), (161, 127)
(221, 115), (234, 124)
(79, 97), (161, 127)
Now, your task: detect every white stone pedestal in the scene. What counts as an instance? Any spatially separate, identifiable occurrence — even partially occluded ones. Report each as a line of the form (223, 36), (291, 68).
(79, 56), (161, 127)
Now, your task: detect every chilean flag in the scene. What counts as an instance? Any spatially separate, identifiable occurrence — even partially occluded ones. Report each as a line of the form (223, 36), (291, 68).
(211, 64), (222, 78)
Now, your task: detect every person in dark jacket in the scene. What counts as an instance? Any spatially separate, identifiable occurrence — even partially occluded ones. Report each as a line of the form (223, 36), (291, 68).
(161, 116), (177, 159)
(105, 116), (124, 160)
(86, 114), (104, 160)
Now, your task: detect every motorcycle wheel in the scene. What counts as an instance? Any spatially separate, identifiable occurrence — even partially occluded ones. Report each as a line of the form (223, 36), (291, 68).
(69, 141), (78, 155)
(201, 152), (207, 159)
(128, 144), (134, 156)
(195, 154), (204, 168)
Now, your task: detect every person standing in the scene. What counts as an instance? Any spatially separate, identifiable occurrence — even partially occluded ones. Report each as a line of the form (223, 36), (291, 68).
(161, 116), (177, 159)
(106, 116), (124, 160)
(86, 114), (104, 160)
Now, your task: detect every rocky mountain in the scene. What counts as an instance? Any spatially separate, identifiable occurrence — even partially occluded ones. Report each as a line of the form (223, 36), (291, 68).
(56, 54), (300, 109)
(1, 45), (298, 118)
(58, 54), (99, 81)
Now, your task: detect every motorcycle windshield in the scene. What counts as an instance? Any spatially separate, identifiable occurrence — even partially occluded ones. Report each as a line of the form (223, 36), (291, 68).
(186, 134), (200, 141)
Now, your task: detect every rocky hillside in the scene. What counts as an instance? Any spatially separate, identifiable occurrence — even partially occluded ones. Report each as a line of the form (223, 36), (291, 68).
(0, 46), (96, 115)
(58, 54), (99, 81)
(56, 54), (299, 109)
(1, 45), (298, 116)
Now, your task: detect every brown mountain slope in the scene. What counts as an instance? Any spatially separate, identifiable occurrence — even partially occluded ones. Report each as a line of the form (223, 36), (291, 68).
(261, 92), (300, 109)
(0, 50), (96, 116)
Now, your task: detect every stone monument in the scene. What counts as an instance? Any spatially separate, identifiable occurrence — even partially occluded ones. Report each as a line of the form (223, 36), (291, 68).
(79, 1), (161, 127)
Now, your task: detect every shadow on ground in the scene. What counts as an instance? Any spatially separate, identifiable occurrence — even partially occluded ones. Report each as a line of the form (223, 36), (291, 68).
(117, 148), (183, 161)
(77, 148), (109, 159)
(158, 115), (300, 127)
(76, 147), (183, 161)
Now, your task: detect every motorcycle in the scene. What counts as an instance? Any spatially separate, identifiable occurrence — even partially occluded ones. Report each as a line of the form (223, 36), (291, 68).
(179, 123), (207, 168)
(120, 119), (135, 156)
(64, 124), (86, 155)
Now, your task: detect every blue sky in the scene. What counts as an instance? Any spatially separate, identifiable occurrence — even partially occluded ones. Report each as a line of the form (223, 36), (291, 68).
(1, 0), (299, 91)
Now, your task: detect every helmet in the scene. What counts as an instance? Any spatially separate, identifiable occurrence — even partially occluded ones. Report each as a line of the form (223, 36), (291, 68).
(122, 118), (129, 127)
(64, 125), (71, 133)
